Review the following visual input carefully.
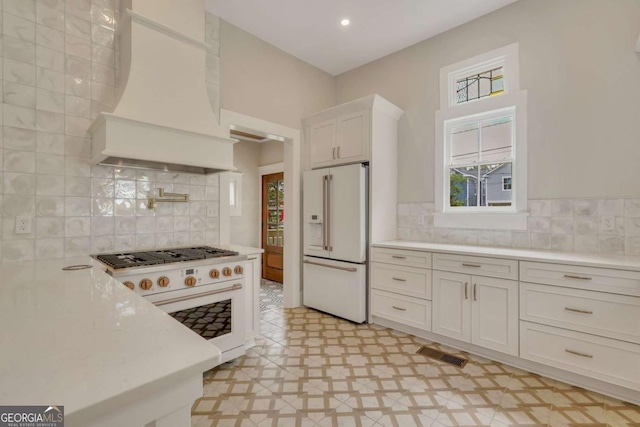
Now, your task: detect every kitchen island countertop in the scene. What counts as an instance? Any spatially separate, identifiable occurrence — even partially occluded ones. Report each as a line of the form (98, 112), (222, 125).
(0, 256), (220, 426)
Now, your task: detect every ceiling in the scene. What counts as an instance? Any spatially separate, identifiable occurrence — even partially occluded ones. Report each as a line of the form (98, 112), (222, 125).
(206, 0), (519, 76)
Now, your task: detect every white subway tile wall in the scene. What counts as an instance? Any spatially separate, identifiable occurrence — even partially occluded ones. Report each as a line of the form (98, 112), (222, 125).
(397, 200), (640, 256)
(0, 1), (222, 262)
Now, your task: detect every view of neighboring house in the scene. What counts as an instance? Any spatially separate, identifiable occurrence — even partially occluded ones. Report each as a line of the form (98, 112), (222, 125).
(450, 163), (512, 207)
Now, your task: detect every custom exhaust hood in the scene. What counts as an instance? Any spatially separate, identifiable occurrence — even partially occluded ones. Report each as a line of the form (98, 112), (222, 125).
(89, 0), (236, 174)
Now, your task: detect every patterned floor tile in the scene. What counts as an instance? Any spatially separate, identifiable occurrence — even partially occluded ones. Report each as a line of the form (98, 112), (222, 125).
(260, 279), (283, 313)
(192, 305), (640, 427)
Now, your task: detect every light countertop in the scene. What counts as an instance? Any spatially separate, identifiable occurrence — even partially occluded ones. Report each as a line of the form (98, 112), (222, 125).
(0, 257), (221, 426)
(219, 244), (264, 255)
(373, 240), (640, 271)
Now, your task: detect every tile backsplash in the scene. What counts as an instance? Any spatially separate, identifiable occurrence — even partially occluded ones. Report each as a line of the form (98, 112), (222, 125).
(0, 0), (222, 262)
(398, 199), (640, 256)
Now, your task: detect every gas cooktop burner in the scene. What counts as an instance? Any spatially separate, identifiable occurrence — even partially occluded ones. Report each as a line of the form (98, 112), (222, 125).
(95, 246), (239, 269)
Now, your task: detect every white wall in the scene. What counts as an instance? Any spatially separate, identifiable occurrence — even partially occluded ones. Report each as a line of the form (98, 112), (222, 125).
(260, 140), (284, 166)
(229, 141), (260, 247)
(335, 0), (640, 202)
(220, 20), (336, 130)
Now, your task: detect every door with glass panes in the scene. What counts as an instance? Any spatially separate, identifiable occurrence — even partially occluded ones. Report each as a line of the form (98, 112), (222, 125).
(262, 172), (284, 282)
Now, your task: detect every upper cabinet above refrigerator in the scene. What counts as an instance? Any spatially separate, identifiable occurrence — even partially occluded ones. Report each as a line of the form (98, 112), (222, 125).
(306, 111), (370, 169)
(303, 95), (402, 170)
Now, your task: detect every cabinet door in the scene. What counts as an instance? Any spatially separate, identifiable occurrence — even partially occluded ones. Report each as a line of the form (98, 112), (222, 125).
(308, 119), (336, 169)
(244, 256), (262, 342)
(471, 276), (519, 356)
(432, 271), (471, 342)
(335, 110), (370, 164)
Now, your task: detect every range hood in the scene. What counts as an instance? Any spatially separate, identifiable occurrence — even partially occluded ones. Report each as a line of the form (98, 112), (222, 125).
(89, 0), (236, 174)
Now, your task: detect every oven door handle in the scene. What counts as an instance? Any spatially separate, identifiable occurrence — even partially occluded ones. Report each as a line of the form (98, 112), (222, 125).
(154, 284), (243, 307)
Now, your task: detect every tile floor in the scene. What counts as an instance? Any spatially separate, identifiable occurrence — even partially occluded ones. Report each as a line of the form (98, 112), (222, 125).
(260, 280), (284, 312)
(191, 306), (640, 427)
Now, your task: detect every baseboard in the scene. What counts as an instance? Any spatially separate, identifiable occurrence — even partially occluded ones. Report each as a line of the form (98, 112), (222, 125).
(372, 316), (640, 406)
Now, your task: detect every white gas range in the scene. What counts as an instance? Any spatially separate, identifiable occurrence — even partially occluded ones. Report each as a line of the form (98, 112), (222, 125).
(94, 246), (248, 363)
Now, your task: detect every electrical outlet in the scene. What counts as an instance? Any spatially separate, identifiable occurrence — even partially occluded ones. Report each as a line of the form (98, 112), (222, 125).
(600, 216), (615, 232)
(15, 216), (33, 234)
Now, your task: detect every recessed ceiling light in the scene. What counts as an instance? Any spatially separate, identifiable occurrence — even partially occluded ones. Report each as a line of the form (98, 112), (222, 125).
(341, 18), (350, 26)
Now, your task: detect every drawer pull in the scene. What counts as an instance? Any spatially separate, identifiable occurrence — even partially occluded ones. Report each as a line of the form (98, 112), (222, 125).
(392, 277), (406, 282)
(392, 306), (407, 311)
(564, 274), (593, 280)
(565, 349), (593, 359)
(392, 255), (406, 259)
(462, 263), (481, 268)
(564, 307), (593, 315)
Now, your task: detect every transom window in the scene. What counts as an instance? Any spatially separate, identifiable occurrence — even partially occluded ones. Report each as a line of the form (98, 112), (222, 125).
(456, 67), (504, 104)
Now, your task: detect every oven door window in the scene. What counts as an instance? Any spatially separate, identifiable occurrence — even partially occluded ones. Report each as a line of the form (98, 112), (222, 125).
(170, 299), (232, 340)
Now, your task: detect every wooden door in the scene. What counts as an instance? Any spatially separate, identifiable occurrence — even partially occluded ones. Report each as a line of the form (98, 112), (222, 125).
(432, 271), (472, 343)
(262, 172), (284, 282)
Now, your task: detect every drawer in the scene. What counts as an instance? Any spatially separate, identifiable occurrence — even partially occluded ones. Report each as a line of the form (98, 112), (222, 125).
(371, 247), (431, 269)
(520, 322), (640, 390)
(520, 283), (640, 344)
(371, 289), (431, 330)
(371, 263), (432, 299)
(432, 253), (518, 280)
(520, 261), (640, 297)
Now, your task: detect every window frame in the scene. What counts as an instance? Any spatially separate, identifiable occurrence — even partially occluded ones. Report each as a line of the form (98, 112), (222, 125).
(434, 43), (528, 230)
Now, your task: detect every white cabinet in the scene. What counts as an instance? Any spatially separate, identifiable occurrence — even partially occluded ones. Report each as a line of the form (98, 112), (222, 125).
(244, 254), (261, 344)
(370, 247), (432, 331)
(308, 119), (336, 168)
(335, 110), (369, 164)
(432, 271), (471, 342)
(306, 109), (370, 169)
(432, 270), (519, 356)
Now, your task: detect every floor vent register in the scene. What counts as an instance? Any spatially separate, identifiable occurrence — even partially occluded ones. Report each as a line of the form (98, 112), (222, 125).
(416, 345), (468, 368)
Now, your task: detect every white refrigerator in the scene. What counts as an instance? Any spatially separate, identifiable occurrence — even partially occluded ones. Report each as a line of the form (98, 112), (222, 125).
(303, 163), (367, 323)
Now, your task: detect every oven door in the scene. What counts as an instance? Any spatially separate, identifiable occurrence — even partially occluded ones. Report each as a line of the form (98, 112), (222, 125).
(149, 280), (246, 358)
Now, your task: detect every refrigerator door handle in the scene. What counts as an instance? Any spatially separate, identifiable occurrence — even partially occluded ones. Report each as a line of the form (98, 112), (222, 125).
(303, 260), (357, 272)
(326, 174), (333, 251)
(322, 175), (328, 251)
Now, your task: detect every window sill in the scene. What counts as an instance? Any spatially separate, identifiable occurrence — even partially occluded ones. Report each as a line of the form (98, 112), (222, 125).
(434, 212), (529, 230)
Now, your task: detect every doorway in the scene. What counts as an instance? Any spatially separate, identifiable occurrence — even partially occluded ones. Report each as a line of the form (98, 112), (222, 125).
(261, 172), (284, 283)
(219, 109), (303, 310)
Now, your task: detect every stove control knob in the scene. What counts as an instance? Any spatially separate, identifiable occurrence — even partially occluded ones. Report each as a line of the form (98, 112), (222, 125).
(139, 279), (153, 290)
(222, 267), (232, 277)
(123, 281), (135, 290)
(157, 276), (170, 287)
(185, 276), (197, 287)
(234, 265), (244, 275)
(209, 269), (220, 279)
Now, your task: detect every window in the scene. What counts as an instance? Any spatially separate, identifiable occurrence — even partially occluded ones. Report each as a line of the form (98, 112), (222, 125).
(502, 176), (512, 191)
(228, 172), (242, 216)
(435, 43), (528, 230)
